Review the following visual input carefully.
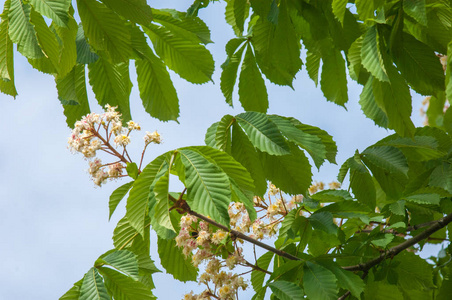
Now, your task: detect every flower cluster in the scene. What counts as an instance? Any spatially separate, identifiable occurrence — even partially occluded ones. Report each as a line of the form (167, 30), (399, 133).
(68, 105), (161, 186)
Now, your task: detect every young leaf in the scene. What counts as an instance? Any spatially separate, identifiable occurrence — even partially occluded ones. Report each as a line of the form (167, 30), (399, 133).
(157, 237), (198, 282)
(80, 268), (110, 300)
(235, 112), (290, 155)
(126, 163), (139, 179)
(269, 281), (304, 300)
(179, 149), (231, 226)
(238, 44), (268, 112)
(303, 261), (338, 300)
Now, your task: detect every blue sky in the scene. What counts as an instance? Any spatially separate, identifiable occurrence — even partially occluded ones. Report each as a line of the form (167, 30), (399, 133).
(0, 1), (432, 299)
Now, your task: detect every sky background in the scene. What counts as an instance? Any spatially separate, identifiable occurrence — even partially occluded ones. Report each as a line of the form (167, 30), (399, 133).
(0, 1), (435, 299)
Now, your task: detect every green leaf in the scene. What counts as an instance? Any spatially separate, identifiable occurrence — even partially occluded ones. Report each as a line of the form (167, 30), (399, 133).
(75, 24), (99, 64)
(251, 252), (273, 291)
(363, 146), (409, 178)
(100, 0), (153, 25)
(80, 268), (110, 300)
(56, 64), (91, 128)
(8, 0), (43, 59)
(252, 0), (302, 86)
(205, 121), (219, 148)
(220, 42), (246, 106)
(60, 280), (82, 300)
(29, 0), (71, 27)
(125, 163), (139, 179)
(88, 57), (132, 122)
(394, 252), (434, 290)
(144, 23), (214, 84)
(446, 42), (452, 103)
(303, 261), (338, 300)
(236, 112), (290, 155)
(135, 48), (179, 122)
(214, 114), (235, 151)
(372, 65), (415, 137)
(306, 50), (320, 86)
(332, 0), (348, 24)
(348, 153), (376, 209)
(113, 217), (139, 249)
(347, 35), (369, 84)
(179, 149), (231, 225)
(269, 281), (304, 300)
(320, 47), (348, 106)
(316, 260), (364, 298)
(126, 153), (169, 236)
(403, 0), (427, 26)
(96, 250), (139, 280)
(361, 27), (388, 82)
(231, 122), (267, 196)
(109, 181), (133, 220)
(269, 115), (327, 168)
(77, 0), (133, 63)
(238, 44), (268, 112)
(157, 236), (198, 282)
(153, 166), (176, 232)
(225, 0), (249, 36)
(98, 267), (156, 300)
(364, 280), (403, 300)
(392, 32), (445, 96)
(51, 14), (78, 78)
(371, 233), (394, 248)
(151, 9), (212, 45)
(260, 143), (312, 195)
(0, 3), (18, 97)
(310, 189), (353, 203)
(359, 76), (389, 128)
(308, 212), (338, 236)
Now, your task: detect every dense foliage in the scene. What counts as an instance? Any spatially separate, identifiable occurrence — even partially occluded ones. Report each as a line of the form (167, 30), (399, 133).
(2, 0), (452, 299)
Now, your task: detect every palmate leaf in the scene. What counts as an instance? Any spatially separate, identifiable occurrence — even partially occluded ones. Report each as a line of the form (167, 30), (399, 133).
(113, 217), (142, 249)
(308, 211), (338, 236)
(109, 181), (133, 220)
(151, 9), (212, 45)
(77, 0), (133, 63)
(231, 122), (267, 196)
(29, 0), (71, 27)
(0, 2), (18, 97)
(100, 0), (153, 25)
(235, 112), (290, 156)
(252, 0), (302, 87)
(221, 41), (246, 106)
(98, 267), (156, 300)
(259, 143), (312, 195)
(153, 165), (177, 232)
(303, 261), (338, 300)
(8, 0), (43, 59)
(80, 268), (110, 300)
(88, 57), (132, 121)
(269, 281), (304, 300)
(251, 252), (273, 291)
(362, 146), (409, 179)
(56, 64), (90, 128)
(238, 44), (268, 112)
(126, 153), (169, 236)
(144, 23), (214, 84)
(215, 114), (234, 151)
(157, 236), (198, 282)
(135, 47), (179, 122)
(316, 261), (364, 299)
(179, 149), (231, 226)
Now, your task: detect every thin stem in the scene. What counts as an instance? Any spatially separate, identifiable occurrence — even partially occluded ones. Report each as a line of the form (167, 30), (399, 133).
(92, 130), (130, 164)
